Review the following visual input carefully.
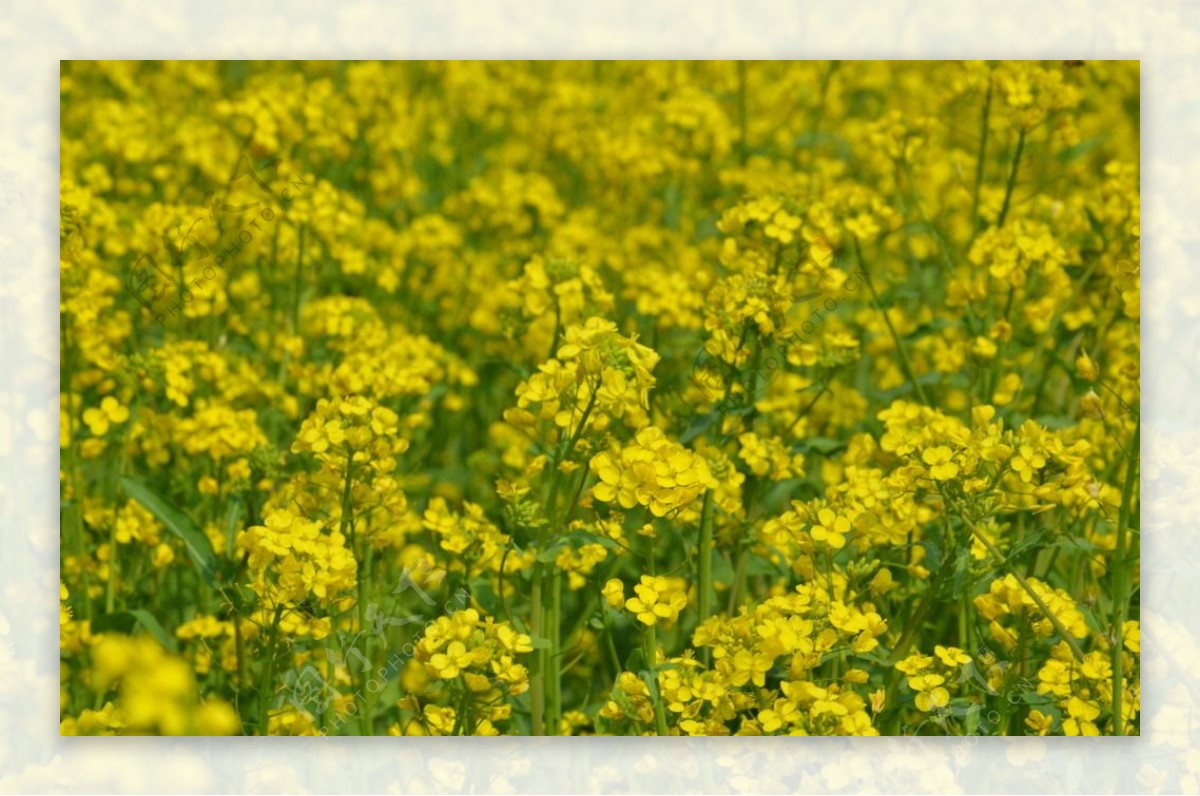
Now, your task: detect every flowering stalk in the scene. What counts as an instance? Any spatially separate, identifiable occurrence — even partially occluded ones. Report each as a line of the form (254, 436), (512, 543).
(529, 564), (546, 736)
(963, 515), (1085, 663)
(105, 513), (118, 614)
(697, 489), (715, 642)
(547, 568), (563, 734)
(853, 237), (929, 405)
(337, 445), (373, 735)
(736, 60), (749, 164)
(257, 604), (284, 735)
(997, 127), (1026, 229)
(531, 383), (598, 735)
(1111, 416), (1139, 736)
(291, 223), (306, 333)
(642, 626), (668, 736)
(971, 76), (993, 230)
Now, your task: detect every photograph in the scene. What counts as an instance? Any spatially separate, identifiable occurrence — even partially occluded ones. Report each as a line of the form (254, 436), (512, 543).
(58, 59), (1140, 738)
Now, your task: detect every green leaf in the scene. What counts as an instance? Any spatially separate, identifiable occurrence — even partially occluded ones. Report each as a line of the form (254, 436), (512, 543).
(792, 437), (847, 457)
(1008, 527), (1050, 561)
(950, 547), (972, 599)
(1034, 414), (1077, 430)
(121, 476), (218, 584)
(468, 577), (501, 616)
(529, 635), (552, 650)
(711, 551), (736, 586)
(1058, 136), (1107, 165)
(536, 529), (619, 562)
(679, 411), (719, 445)
(561, 528), (619, 550)
(536, 544), (565, 563)
(919, 540), (942, 572)
(746, 553), (790, 579)
(92, 609), (178, 652)
(879, 372), (944, 402)
(223, 497), (244, 559)
(792, 131), (853, 161)
(1083, 206), (1106, 238)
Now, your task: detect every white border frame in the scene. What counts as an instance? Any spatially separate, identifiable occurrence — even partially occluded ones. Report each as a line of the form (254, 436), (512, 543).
(2, 1), (1188, 792)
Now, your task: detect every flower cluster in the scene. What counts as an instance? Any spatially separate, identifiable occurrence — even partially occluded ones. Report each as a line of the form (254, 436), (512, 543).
(237, 507), (357, 609)
(62, 635), (238, 736)
(590, 427), (718, 517)
(418, 609), (532, 690)
(60, 60), (1138, 736)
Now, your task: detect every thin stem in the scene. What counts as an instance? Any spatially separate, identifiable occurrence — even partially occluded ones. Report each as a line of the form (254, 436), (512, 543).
(105, 515), (118, 613)
(853, 237), (929, 404)
(1111, 416), (1140, 736)
(787, 384), (830, 435)
(697, 490), (715, 665)
(727, 542), (750, 616)
(971, 78), (993, 230)
(643, 626), (669, 736)
(258, 605), (284, 735)
(530, 563), (545, 735)
(737, 61), (749, 164)
(547, 568), (562, 735)
(292, 223), (306, 333)
(997, 128), (1026, 229)
(600, 591), (622, 680)
(964, 516), (1085, 663)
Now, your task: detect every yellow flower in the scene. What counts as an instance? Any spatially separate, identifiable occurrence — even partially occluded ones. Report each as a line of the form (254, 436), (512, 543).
(82, 396), (129, 436)
(908, 674), (950, 712)
(1075, 350), (1099, 381)
(934, 645), (971, 668)
(810, 507), (850, 550)
(625, 575), (688, 627)
(1026, 709), (1054, 736)
(590, 428), (717, 517)
(428, 641), (476, 679)
(602, 578), (625, 609)
(764, 209), (801, 244)
(921, 446), (959, 481)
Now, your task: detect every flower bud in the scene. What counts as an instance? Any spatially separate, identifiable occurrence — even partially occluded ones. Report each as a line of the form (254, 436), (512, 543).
(1075, 351), (1098, 382)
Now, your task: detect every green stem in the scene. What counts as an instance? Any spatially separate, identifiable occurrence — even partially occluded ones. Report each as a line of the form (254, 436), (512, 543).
(1111, 416), (1140, 736)
(337, 449), (372, 734)
(292, 223), (306, 333)
(737, 61), (749, 164)
(787, 384), (830, 436)
(971, 78), (993, 230)
(997, 128), (1026, 229)
(727, 543), (750, 616)
(530, 563), (545, 736)
(853, 237), (929, 404)
(258, 605), (284, 735)
(697, 490), (715, 659)
(530, 383), (599, 736)
(547, 568), (562, 735)
(643, 626), (669, 736)
(600, 591), (622, 680)
(234, 616), (247, 690)
(360, 543), (375, 735)
(105, 517), (118, 613)
(965, 516), (1085, 662)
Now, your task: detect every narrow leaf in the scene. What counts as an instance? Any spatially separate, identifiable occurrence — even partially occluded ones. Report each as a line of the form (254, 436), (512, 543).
(92, 609), (178, 652)
(121, 476), (218, 583)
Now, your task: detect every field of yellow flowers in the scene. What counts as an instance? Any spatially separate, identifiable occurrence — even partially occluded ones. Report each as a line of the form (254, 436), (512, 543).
(59, 60), (1140, 737)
